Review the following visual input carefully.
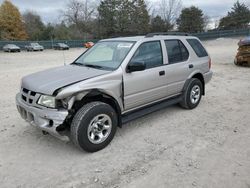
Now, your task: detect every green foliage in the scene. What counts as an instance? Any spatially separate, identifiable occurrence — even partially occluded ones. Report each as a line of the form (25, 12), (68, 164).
(219, 1), (250, 29)
(150, 15), (173, 32)
(130, 0), (150, 34)
(177, 6), (205, 33)
(98, 0), (150, 37)
(23, 11), (45, 40)
(0, 0), (27, 40)
(53, 22), (71, 40)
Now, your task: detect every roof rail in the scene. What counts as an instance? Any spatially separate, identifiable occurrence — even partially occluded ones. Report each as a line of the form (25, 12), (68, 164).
(145, 32), (190, 38)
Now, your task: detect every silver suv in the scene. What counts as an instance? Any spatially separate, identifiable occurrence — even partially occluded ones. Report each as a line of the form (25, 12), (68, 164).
(16, 33), (212, 152)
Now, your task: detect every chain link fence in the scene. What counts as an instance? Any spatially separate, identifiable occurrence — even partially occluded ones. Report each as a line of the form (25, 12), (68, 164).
(0, 29), (249, 50)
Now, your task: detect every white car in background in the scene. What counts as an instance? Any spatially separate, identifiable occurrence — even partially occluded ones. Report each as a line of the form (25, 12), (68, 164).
(25, 43), (44, 51)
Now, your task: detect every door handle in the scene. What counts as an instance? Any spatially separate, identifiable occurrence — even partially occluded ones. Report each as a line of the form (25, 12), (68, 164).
(189, 64), (194, 69)
(159, 71), (165, 76)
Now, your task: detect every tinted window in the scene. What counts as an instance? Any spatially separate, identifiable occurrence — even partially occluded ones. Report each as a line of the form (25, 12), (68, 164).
(130, 41), (163, 69)
(165, 40), (189, 64)
(187, 39), (208, 57)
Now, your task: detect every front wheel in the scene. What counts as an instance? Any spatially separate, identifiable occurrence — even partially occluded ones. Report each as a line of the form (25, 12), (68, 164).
(180, 78), (203, 109)
(70, 102), (117, 152)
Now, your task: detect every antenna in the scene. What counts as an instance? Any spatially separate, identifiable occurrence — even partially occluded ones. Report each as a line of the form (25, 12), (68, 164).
(62, 50), (66, 66)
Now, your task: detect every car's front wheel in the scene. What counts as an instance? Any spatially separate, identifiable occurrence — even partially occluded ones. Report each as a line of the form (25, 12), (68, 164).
(71, 101), (117, 152)
(180, 78), (203, 109)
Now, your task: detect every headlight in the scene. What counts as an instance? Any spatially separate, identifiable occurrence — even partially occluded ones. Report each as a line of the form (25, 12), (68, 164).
(37, 95), (56, 108)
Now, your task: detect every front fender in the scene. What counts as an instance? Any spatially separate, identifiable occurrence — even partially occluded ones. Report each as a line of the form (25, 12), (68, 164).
(55, 72), (124, 111)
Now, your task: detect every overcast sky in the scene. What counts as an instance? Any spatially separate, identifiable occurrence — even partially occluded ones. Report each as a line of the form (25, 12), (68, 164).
(0, 0), (250, 26)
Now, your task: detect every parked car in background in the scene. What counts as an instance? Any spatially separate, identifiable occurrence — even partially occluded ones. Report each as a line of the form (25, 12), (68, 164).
(16, 33), (212, 152)
(54, 43), (69, 50)
(3, 44), (21, 52)
(25, 43), (44, 51)
(235, 37), (250, 66)
(84, 41), (94, 48)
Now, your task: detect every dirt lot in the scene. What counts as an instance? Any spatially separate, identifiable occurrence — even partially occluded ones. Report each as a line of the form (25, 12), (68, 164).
(0, 38), (250, 188)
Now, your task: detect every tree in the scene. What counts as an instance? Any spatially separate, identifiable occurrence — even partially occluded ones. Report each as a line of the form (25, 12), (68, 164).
(98, 0), (150, 37)
(40, 23), (55, 40)
(160, 0), (182, 27)
(219, 1), (250, 29)
(0, 0), (27, 40)
(53, 21), (71, 40)
(64, 0), (96, 38)
(98, 0), (117, 37)
(23, 11), (45, 40)
(177, 6), (205, 33)
(130, 0), (150, 35)
(150, 15), (172, 32)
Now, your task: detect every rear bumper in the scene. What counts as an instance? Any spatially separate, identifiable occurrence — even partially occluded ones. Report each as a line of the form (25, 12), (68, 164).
(16, 93), (69, 141)
(204, 70), (213, 84)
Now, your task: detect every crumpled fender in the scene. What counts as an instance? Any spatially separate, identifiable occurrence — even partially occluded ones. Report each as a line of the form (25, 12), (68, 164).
(55, 69), (124, 111)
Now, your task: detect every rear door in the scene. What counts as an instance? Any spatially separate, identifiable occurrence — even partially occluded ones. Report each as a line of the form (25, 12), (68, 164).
(163, 39), (191, 96)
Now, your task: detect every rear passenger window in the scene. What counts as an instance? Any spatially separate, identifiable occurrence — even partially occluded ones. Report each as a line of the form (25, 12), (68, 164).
(187, 39), (208, 57)
(131, 41), (163, 69)
(165, 40), (189, 64)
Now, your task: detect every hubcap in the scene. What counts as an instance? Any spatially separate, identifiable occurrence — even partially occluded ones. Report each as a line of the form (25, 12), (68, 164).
(190, 85), (201, 104)
(87, 114), (112, 144)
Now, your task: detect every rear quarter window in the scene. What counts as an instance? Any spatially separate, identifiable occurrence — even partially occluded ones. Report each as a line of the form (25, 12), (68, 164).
(187, 39), (208, 57)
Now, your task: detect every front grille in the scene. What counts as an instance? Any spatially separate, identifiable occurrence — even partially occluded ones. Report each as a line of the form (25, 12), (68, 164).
(21, 88), (39, 105)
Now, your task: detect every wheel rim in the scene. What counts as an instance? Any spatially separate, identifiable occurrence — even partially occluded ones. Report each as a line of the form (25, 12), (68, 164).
(190, 85), (201, 104)
(87, 114), (112, 144)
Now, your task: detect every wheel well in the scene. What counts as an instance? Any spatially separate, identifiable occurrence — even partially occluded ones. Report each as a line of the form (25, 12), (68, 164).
(71, 91), (122, 127)
(192, 73), (205, 95)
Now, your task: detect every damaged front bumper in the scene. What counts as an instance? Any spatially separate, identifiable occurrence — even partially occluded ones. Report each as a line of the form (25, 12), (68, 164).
(16, 93), (69, 141)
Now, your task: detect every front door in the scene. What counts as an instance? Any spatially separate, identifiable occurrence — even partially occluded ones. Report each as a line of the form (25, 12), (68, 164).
(123, 41), (167, 110)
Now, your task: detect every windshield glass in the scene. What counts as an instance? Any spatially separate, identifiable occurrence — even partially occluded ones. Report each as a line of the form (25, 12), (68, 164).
(74, 41), (134, 70)
(8, 44), (16, 47)
(31, 43), (39, 46)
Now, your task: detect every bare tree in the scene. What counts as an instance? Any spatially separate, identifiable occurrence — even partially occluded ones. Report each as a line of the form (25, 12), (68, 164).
(203, 15), (211, 31)
(159, 0), (182, 26)
(63, 0), (96, 36)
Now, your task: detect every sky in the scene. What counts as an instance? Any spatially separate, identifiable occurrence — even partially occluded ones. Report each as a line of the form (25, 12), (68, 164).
(0, 0), (250, 28)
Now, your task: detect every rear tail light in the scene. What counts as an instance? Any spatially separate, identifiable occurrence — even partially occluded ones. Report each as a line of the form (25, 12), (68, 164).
(208, 58), (211, 69)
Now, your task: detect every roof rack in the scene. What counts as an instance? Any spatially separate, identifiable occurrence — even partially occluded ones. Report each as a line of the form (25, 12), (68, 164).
(145, 32), (190, 38)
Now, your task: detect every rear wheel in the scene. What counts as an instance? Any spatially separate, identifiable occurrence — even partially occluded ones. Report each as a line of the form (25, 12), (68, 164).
(71, 101), (117, 152)
(180, 78), (203, 109)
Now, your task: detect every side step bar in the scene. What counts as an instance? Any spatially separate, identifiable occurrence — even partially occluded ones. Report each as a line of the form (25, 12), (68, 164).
(121, 96), (182, 124)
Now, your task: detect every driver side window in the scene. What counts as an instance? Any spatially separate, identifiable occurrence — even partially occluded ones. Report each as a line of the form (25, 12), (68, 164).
(130, 41), (163, 69)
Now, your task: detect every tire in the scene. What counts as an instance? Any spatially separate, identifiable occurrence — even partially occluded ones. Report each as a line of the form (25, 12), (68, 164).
(179, 78), (203, 109)
(71, 101), (118, 152)
(234, 59), (239, 66)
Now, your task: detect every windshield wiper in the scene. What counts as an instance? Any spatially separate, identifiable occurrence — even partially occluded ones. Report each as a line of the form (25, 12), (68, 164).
(83, 64), (104, 69)
(71, 62), (84, 66)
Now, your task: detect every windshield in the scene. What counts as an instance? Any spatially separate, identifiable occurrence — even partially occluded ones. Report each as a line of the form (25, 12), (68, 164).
(8, 44), (16, 47)
(73, 41), (135, 70)
(31, 43), (39, 46)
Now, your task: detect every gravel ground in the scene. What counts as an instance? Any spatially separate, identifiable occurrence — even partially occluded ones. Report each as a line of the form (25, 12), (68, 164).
(0, 38), (249, 188)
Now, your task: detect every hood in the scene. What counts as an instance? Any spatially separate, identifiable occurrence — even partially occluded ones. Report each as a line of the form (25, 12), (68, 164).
(22, 65), (110, 95)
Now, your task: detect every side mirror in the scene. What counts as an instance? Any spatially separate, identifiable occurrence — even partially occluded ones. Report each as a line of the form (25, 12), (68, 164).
(127, 61), (146, 73)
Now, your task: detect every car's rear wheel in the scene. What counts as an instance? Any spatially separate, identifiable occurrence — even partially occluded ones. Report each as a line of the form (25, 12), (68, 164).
(180, 78), (203, 109)
(70, 101), (117, 152)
